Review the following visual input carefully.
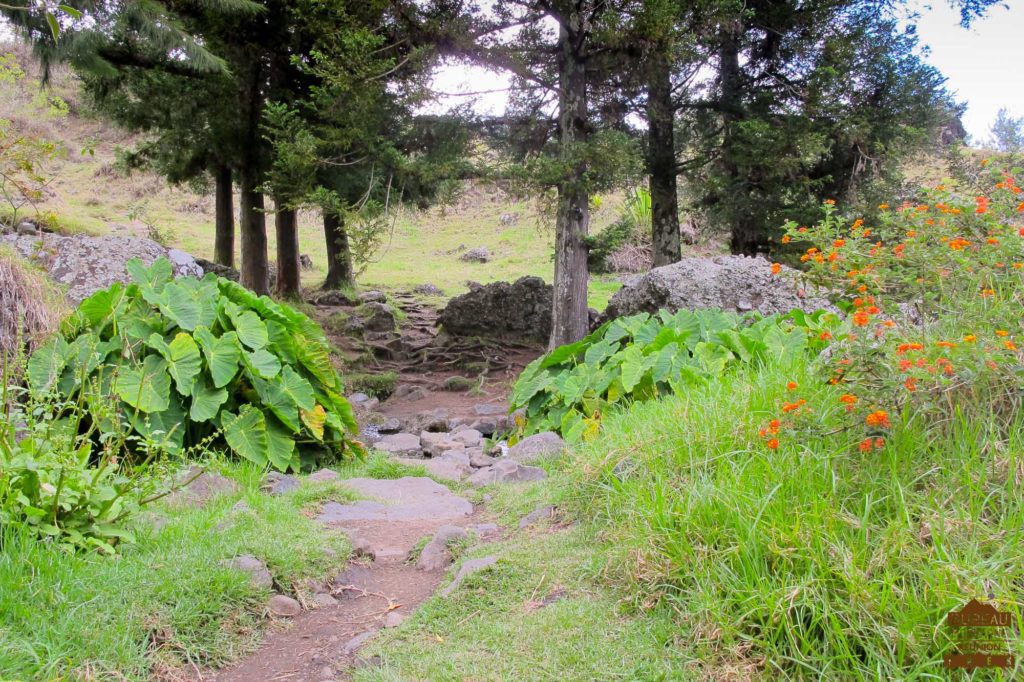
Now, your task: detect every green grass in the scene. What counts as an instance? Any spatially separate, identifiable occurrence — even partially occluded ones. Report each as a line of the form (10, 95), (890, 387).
(0, 459), (352, 680)
(567, 360), (1024, 679)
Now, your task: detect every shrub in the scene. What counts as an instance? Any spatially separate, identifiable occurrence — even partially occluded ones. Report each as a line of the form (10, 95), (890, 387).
(767, 162), (1024, 451)
(0, 246), (67, 363)
(346, 370), (397, 399)
(510, 308), (837, 441)
(27, 258), (360, 471)
(585, 216), (640, 274)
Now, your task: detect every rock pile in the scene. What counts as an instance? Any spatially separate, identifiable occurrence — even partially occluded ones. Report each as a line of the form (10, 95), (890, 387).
(439, 276), (552, 342)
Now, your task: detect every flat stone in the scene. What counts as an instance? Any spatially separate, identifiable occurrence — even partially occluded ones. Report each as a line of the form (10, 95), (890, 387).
(313, 593), (338, 608)
(378, 417), (403, 434)
(406, 408), (450, 433)
(417, 525), (468, 571)
(226, 554), (273, 589)
(508, 432), (565, 462)
(394, 457), (471, 482)
(469, 452), (494, 468)
(452, 429), (483, 448)
(376, 432), (422, 456)
(468, 459), (547, 488)
(470, 523), (500, 537)
(262, 471), (301, 495)
(473, 404), (506, 416)
(167, 466), (240, 507)
(350, 536), (376, 560)
(308, 468), (339, 483)
(316, 477), (473, 523)
(440, 449), (471, 467)
(383, 611), (407, 628)
(440, 556), (498, 598)
(343, 630), (377, 654)
(268, 594), (301, 617)
(518, 504), (556, 529)
(348, 392), (371, 404)
(359, 290), (387, 303)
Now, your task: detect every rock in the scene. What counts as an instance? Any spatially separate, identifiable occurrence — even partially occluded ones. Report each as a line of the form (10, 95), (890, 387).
(359, 290), (387, 303)
(343, 630), (377, 654)
(468, 459), (547, 488)
(470, 451), (494, 468)
(262, 471), (301, 496)
(300, 253), (314, 270)
(308, 468), (339, 483)
(376, 432), (422, 456)
(459, 246), (491, 263)
(349, 392), (371, 404)
(611, 458), (636, 482)
(473, 403), (506, 417)
(351, 536), (376, 560)
(267, 594), (302, 617)
(194, 257), (240, 282)
(314, 289), (359, 306)
(413, 283), (444, 296)
(421, 431), (464, 457)
(469, 419), (499, 437)
(417, 525), (468, 571)
(314, 592), (338, 607)
(317, 477), (473, 524)
(378, 417), (402, 434)
(167, 466), (240, 507)
(440, 556), (498, 598)
(602, 255), (832, 322)
(451, 428), (483, 448)
(498, 213), (519, 226)
(390, 384), (429, 402)
(0, 233), (204, 303)
(360, 301), (397, 332)
(508, 431), (566, 463)
(439, 276), (552, 342)
(231, 500), (252, 514)
(16, 221), (39, 235)
(518, 505), (556, 529)
(405, 408), (450, 433)
(394, 457), (471, 482)
(470, 523), (500, 537)
(439, 449), (471, 467)
(361, 397), (381, 411)
(383, 611), (407, 628)
(226, 554), (273, 589)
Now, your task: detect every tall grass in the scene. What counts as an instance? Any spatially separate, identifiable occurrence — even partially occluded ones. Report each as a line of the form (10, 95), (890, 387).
(569, 360), (1023, 679)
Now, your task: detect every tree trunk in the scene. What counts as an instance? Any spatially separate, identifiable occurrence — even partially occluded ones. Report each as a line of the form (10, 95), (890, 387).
(239, 167), (269, 295)
(647, 49), (680, 267)
(214, 165), (234, 267)
(274, 206), (301, 298)
(549, 10), (591, 350)
(323, 211), (355, 289)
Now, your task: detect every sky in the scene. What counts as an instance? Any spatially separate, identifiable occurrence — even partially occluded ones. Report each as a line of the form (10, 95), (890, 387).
(430, 1), (1024, 145)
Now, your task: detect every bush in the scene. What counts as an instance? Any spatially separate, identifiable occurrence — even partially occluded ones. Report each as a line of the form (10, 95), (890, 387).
(346, 370), (397, 399)
(27, 258), (360, 472)
(585, 216), (640, 274)
(510, 308), (837, 441)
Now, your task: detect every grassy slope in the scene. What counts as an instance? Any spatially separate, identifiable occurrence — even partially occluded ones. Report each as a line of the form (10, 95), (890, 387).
(356, 359), (1023, 680)
(0, 460), (353, 680)
(0, 42), (624, 310)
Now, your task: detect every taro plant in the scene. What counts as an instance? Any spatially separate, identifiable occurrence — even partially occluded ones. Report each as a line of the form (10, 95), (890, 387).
(511, 308), (837, 441)
(27, 258), (360, 471)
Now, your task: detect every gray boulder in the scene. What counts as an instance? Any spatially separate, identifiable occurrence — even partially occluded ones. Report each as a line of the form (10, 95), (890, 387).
(262, 471), (301, 496)
(440, 556), (498, 597)
(267, 594), (302, 617)
(166, 466), (240, 507)
(602, 255), (831, 322)
(226, 554), (273, 589)
(1, 233), (203, 303)
(508, 432), (565, 462)
(468, 459), (547, 487)
(376, 432), (423, 457)
(416, 525), (468, 571)
(360, 302), (397, 332)
(439, 276), (552, 342)
(459, 247), (491, 263)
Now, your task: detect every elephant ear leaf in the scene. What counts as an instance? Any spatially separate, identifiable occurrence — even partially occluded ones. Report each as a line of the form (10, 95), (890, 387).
(266, 417), (297, 471)
(195, 328), (240, 388)
(230, 309), (268, 350)
(27, 336), (71, 396)
(147, 333), (201, 396)
(280, 366), (315, 411)
(222, 405), (269, 466)
(301, 404), (327, 440)
(115, 355), (171, 413)
(189, 377), (228, 422)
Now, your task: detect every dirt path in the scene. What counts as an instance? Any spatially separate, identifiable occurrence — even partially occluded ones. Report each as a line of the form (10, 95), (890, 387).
(212, 477), (494, 682)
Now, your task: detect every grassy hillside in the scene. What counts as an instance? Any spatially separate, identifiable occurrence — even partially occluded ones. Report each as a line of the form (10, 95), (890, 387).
(0, 42), (632, 308)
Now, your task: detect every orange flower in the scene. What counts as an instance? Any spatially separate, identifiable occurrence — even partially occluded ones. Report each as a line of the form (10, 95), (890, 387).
(987, 237), (1000, 245)
(781, 235), (791, 244)
(824, 199), (836, 205)
(995, 330), (1009, 337)
(782, 399), (806, 413)
(865, 410), (890, 428)
(898, 359), (912, 371)
(865, 305), (881, 315)
(768, 418), (781, 433)
(975, 196), (989, 214)
(859, 437), (874, 453)
(980, 288), (994, 297)
(798, 226), (809, 233)
(936, 341), (957, 348)
(874, 437), (885, 449)
(839, 394), (857, 405)
(852, 311), (870, 326)
(819, 331), (832, 341)
(766, 438), (780, 450)
(833, 239), (846, 248)
(963, 334), (977, 343)
(906, 230), (917, 237)
(786, 381), (798, 391)
(771, 262), (782, 275)
(1005, 341), (1018, 351)
(948, 238), (970, 250)
(904, 377), (917, 392)
(878, 203), (889, 210)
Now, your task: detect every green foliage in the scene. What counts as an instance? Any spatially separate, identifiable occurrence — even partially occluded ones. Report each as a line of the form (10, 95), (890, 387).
(0, 375), (168, 554)
(511, 308), (838, 441)
(29, 257), (360, 471)
(346, 371), (397, 400)
(585, 217), (639, 274)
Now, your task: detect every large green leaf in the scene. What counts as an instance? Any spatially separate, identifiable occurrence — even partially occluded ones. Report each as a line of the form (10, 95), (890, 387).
(155, 282), (201, 331)
(115, 355), (171, 413)
(189, 377), (228, 422)
(78, 284), (127, 328)
(147, 333), (202, 396)
(252, 376), (300, 432)
(619, 346), (652, 393)
(266, 417), (297, 471)
(279, 366), (316, 411)
(229, 308), (269, 350)
(27, 336), (70, 396)
(222, 405), (268, 466)
(133, 394), (185, 451)
(194, 327), (240, 388)
(243, 349), (281, 379)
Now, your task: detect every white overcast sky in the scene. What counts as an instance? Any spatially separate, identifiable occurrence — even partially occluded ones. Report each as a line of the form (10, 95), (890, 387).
(431, 1), (1024, 145)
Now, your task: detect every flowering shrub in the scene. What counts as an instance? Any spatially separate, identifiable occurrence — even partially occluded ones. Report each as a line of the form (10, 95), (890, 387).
(768, 162), (1024, 451)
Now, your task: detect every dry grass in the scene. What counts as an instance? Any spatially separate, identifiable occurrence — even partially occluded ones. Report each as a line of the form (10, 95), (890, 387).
(0, 246), (67, 361)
